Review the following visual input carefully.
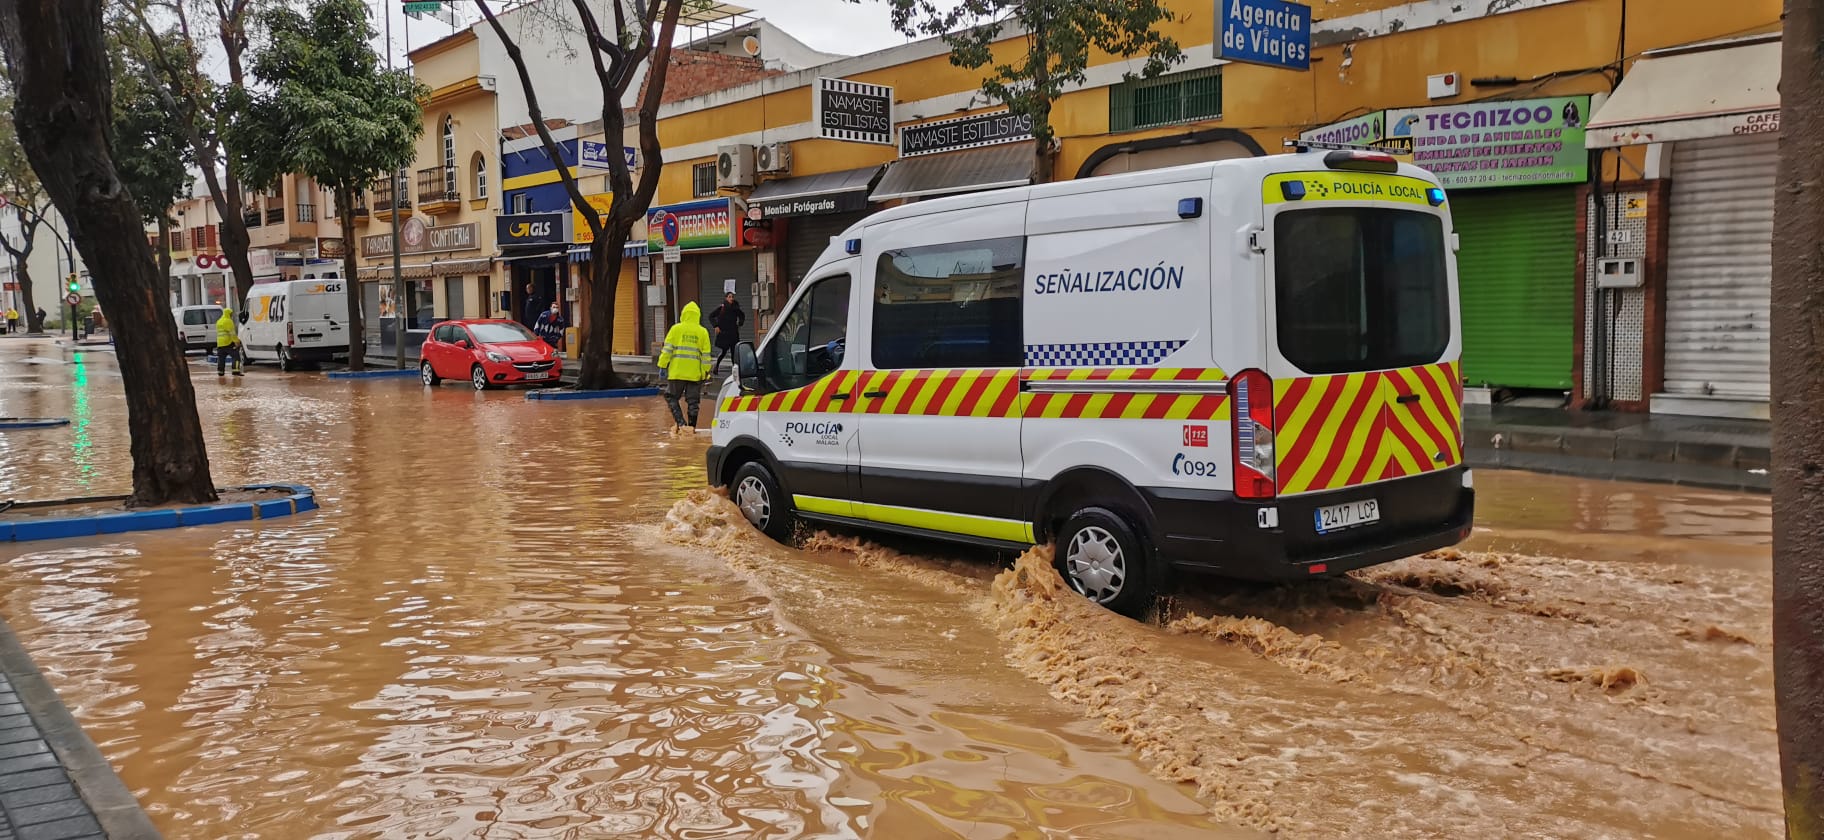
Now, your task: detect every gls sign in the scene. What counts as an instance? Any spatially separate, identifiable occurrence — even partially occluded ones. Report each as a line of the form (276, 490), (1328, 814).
(497, 213), (567, 247)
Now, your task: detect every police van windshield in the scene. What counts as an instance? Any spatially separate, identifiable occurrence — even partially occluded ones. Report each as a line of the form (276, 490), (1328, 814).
(1274, 208), (1448, 374)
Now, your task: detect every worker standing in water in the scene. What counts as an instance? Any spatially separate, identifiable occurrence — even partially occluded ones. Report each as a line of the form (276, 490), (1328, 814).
(216, 307), (243, 377)
(657, 301), (711, 431)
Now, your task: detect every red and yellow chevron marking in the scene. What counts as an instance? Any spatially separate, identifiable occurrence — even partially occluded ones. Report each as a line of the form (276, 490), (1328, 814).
(718, 367), (1230, 420)
(1274, 361), (1463, 496)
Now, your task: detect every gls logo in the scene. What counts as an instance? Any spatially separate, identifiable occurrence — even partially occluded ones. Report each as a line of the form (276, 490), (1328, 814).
(510, 221), (553, 238)
(1172, 453), (1222, 479)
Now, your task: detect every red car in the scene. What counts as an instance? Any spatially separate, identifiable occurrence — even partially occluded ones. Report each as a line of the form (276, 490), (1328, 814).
(420, 319), (562, 391)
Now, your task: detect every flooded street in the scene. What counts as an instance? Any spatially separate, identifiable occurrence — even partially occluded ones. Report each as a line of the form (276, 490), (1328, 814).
(0, 339), (1776, 838)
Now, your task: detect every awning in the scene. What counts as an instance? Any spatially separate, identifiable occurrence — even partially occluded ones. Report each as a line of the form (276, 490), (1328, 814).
(871, 144), (1031, 202)
(750, 165), (882, 218)
(357, 257), (494, 280)
(494, 249), (566, 264)
(1587, 34), (1781, 148)
(568, 243), (649, 263)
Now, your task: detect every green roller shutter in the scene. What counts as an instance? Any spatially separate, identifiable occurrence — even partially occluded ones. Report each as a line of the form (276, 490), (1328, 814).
(1450, 187), (1577, 390)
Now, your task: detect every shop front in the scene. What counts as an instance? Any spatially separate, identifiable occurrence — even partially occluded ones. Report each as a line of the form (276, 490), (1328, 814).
(496, 212), (571, 330)
(1304, 96), (1589, 399)
(646, 198), (746, 346)
(565, 193), (647, 356)
(1587, 33), (1780, 419)
(747, 164), (883, 326)
(360, 217), (488, 349)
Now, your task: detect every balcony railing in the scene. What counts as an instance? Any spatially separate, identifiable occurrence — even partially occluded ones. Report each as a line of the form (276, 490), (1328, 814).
(372, 176), (411, 213)
(416, 165), (459, 207)
(296, 204), (317, 223)
(265, 206), (284, 225)
(242, 211), (262, 228)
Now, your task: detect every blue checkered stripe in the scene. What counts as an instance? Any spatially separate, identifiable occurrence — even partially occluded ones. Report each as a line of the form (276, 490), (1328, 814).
(1023, 340), (1188, 368)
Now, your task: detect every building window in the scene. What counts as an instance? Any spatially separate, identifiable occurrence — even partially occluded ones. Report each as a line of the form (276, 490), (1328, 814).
(472, 152), (488, 199)
(1109, 66), (1222, 132)
(872, 237), (1025, 370)
(511, 193), (531, 214)
(442, 115), (458, 195)
(692, 162), (716, 198)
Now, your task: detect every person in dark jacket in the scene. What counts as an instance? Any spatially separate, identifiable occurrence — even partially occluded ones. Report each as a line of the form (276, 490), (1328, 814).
(533, 301), (567, 349)
(521, 282), (546, 328)
(708, 291), (746, 376)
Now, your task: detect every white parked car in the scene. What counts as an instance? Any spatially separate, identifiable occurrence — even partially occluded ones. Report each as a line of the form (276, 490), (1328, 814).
(172, 304), (224, 352)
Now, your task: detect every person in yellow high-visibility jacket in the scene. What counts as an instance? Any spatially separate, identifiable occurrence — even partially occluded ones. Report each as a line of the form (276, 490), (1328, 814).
(657, 301), (712, 430)
(215, 308), (243, 377)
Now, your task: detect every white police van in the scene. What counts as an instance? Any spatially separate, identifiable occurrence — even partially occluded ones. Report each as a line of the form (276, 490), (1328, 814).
(707, 147), (1474, 616)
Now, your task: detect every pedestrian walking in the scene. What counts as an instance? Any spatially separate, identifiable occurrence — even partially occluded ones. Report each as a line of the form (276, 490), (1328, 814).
(533, 301), (567, 350)
(3, 308), (15, 334)
(708, 290), (745, 376)
(34, 308), (44, 329)
(215, 307), (243, 377)
(657, 301), (712, 431)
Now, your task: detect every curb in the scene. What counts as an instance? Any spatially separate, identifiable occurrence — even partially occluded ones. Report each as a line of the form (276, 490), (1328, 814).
(324, 368), (418, 380)
(0, 484), (317, 543)
(526, 386), (662, 401)
(0, 418), (70, 430)
(0, 616), (162, 839)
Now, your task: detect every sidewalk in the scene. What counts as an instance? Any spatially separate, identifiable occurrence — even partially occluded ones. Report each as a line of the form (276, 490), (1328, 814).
(0, 618), (159, 839)
(1464, 405), (1770, 492)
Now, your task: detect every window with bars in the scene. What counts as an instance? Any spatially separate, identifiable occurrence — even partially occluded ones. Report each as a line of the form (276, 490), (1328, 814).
(692, 162), (716, 197)
(1109, 66), (1223, 132)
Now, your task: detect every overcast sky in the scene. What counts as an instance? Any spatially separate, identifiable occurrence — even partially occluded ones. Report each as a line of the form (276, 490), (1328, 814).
(376, 1), (937, 66)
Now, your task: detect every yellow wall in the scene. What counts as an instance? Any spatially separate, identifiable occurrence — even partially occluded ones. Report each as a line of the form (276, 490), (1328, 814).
(647, 0), (1780, 192)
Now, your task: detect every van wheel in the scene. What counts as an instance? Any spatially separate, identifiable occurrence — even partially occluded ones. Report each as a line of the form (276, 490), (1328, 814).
(471, 365), (489, 391)
(732, 461), (794, 542)
(421, 361), (440, 386)
(1054, 507), (1152, 619)
(277, 346), (294, 372)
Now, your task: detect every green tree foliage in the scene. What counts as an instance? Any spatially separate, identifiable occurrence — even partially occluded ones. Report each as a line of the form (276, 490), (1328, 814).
(109, 28), (194, 226)
(225, 0), (425, 368)
(885, 0), (1184, 182)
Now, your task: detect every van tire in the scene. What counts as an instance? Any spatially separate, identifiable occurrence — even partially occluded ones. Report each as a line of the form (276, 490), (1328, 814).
(421, 361), (440, 386)
(732, 460), (794, 543)
(1054, 507), (1152, 619)
(277, 346), (294, 372)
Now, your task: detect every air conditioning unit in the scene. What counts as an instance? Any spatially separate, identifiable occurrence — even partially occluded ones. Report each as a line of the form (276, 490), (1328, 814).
(717, 144), (756, 188)
(757, 142), (792, 174)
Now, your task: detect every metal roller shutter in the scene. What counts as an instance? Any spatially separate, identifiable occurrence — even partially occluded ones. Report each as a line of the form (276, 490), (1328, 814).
(613, 258), (639, 355)
(1664, 134), (1775, 403)
(1452, 187), (1578, 390)
(784, 212), (868, 294)
(696, 251), (756, 345)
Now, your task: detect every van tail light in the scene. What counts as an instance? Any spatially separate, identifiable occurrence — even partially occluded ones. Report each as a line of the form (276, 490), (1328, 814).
(1230, 369), (1277, 500)
(286, 322), (295, 346)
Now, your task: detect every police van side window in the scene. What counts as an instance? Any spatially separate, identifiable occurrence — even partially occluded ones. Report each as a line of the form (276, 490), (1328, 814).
(1274, 209), (1448, 374)
(763, 274), (851, 392)
(872, 237), (1023, 370)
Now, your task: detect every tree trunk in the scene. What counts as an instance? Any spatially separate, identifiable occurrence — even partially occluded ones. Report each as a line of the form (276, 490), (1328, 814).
(0, 0), (217, 506)
(156, 214), (173, 303)
(1775, 1), (1824, 835)
(340, 188), (364, 369)
(576, 228), (627, 391)
(218, 183), (254, 310)
(16, 260), (38, 332)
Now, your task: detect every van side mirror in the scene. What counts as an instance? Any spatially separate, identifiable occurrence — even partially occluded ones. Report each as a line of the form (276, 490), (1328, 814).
(735, 341), (761, 392)
(237, 310), (248, 325)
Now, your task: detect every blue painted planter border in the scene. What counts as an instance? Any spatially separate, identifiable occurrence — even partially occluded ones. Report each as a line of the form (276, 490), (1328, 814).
(0, 418), (70, 429)
(526, 386), (661, 401)
(1, 483), (317, 543)
(326, 368), (419, 380)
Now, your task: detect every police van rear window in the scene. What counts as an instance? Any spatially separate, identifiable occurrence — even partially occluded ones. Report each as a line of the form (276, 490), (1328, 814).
(1274, 208), (1448, 375)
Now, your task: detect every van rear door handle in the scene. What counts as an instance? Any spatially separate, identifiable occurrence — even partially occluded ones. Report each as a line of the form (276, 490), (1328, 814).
(863, 391), (890, 399)
(1396, 393), (1422, 404)
(829, 393), (850, 401)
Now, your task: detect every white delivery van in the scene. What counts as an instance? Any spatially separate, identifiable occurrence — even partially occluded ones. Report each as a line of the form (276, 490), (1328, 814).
(241, 279), (351, 370)
(707, 148), (1475, 617)
(173, 304), (224, 352)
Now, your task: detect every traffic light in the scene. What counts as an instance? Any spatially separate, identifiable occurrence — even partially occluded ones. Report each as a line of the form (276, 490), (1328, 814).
(65, 274), (78, 293)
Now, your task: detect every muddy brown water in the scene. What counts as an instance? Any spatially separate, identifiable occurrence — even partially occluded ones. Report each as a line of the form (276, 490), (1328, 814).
(0, 340), (1777, 838)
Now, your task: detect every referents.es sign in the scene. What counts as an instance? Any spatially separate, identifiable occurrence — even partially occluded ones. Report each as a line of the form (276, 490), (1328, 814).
(1215, 0), (1311, 71)
(814, 77), (894, 145)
